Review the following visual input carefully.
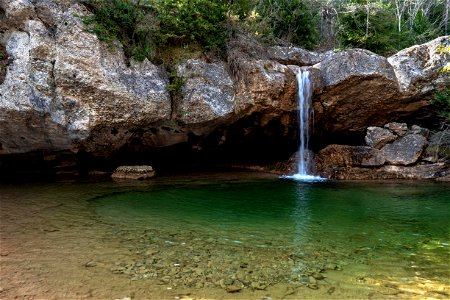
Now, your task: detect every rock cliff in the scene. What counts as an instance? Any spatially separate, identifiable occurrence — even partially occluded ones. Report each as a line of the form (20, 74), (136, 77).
(0, 0), (448, 177)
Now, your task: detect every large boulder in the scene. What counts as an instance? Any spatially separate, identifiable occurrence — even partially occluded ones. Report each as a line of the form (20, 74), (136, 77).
(312, 49), (400, 134)
(381, 134), (428, 165)
(111, 165), (155, 180)
(365, 126), (397, 149)
(315, 144), (386, 178)
(312, 37), (449, 137)
(384, 122), (408, 136)
(388, 36), (450, 96)
(175, 59), (235, 126)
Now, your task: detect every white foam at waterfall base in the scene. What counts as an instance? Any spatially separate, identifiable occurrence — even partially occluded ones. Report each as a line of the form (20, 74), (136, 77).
(282, 68), (326, 182)
(281, 174), (328, 182)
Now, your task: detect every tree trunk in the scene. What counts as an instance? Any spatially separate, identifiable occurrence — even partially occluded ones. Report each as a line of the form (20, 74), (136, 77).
(365, 0), (369, 47)
(445, 0), (449, 35)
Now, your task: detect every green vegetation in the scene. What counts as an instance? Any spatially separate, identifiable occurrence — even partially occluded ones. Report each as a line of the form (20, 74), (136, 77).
(81, 0), (448, 61)
(431, 89), (450, 121)
(82, 0), (228, 62)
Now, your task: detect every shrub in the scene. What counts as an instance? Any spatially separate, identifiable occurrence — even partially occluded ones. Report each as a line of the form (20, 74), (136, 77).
(82, 0), (159, 61)
(431, 89), (450, 121)
(82, 0), (228, 62)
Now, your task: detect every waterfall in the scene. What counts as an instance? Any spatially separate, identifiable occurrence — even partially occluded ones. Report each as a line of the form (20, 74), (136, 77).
(296, 69), (312, 176)
(282, 68), (326, 181)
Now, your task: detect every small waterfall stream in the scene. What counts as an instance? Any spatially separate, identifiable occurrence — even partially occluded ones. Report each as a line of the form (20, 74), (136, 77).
(296, 69), (312, 175)
(283, 68), (325, 181)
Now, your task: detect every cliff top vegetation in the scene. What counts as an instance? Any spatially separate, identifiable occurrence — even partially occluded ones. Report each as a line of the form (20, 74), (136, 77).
(81, 0), (449, 64)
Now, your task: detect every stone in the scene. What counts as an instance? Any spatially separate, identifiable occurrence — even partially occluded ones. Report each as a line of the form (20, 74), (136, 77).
(0, 2), (171, 158)
(321, 163), (448, 180)
(225, 285), (242, 293)
(410, 125), (430, 137)
(388, 36), (450, 96)
(313, 49), (400, 135)
(267, 46), (332, 66)
(365, 126), (397, 149)
(0, 0), (35, 28)
(312, 273), (325, 280)
(85, 261), (97, 267)
(315, 145), (386, 178)
(175, 59), (235, 125)
(381, 134), (428, 165)
(384, 122), (408, 136)
(111, 165), (155, 180)
(425, 129), (450, 160)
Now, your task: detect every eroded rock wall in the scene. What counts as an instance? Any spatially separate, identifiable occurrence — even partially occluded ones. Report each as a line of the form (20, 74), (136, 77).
(0, 0), (448, 177)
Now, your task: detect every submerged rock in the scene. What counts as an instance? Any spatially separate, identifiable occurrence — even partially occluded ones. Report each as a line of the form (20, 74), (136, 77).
(111, 165), (155, 180)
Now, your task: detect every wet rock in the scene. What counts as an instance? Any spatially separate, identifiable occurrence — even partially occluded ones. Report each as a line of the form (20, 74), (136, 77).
(384, 122), (408, 136)
(111, 165), (155, 180)
(308, 283), (319, 290)
(111, 266), (125, 274)
(225, 285), (242, 293)
(365, 126), (397, 149)
(84, 261), (97, 267)
(381, 134), (428, 165)
(312, 272), (325, 280)
(250, 281), (267, 290)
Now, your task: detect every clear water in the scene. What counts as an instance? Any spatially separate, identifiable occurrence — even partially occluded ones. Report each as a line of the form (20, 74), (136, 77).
(1, 174), (449, 299)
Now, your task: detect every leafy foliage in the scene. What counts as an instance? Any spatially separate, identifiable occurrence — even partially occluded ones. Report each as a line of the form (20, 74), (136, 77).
(338, 1), (411, 55)
(241, 0), (319, 49)
(82, 0), (158, 61)
(82, 0), (228, 62)
(431, 89), (450, 121)
(81, 0), (447, 60)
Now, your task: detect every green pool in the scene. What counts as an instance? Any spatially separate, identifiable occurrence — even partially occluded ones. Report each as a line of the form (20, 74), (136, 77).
(1, 173), (449, 299)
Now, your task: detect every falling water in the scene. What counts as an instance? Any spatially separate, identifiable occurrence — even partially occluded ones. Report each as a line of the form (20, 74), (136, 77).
(296, 69), (312, 175)
(283, 68), (325, 181)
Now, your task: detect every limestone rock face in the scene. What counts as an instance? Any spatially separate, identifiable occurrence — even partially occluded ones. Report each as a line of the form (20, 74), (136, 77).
(175, 60), (235, 125)
(0, 3), (171, 156)
(313, 37), (449, 137)
(381, 134), (428, 165)
(267, 46), (332, 66)
(313, 49), (400, 133)
(233, 59), (297, 125)
(388, 36), (450, 96)
(365, 127), (397, 149)
(111, 165), (155, 180)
